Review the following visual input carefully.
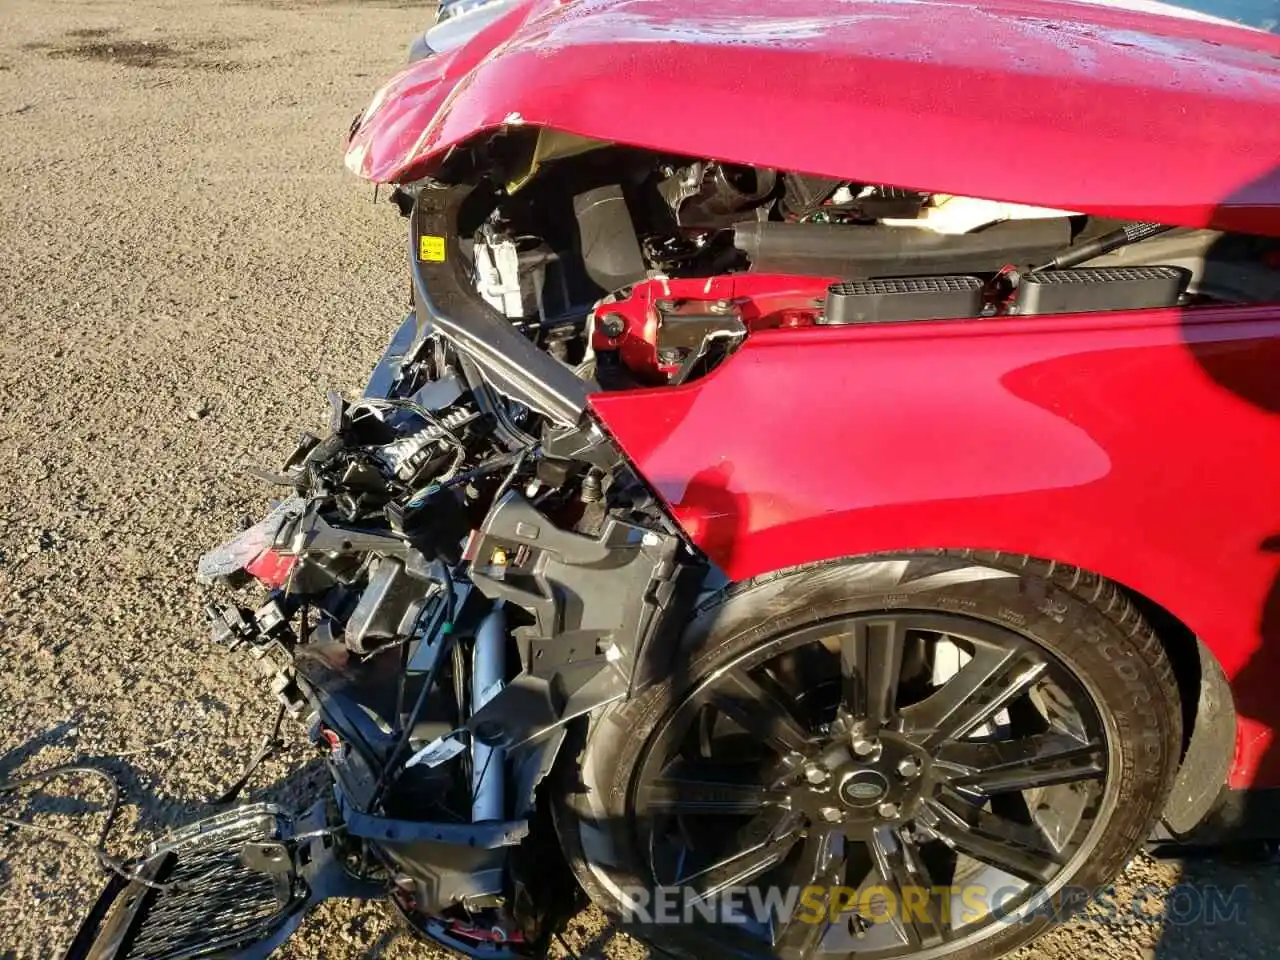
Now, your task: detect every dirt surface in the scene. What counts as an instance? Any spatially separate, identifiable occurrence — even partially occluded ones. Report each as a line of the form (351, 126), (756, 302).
(0, 0), (1277, 958)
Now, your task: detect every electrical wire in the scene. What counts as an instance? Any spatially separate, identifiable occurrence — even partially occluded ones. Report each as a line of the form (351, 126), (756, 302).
(404, 446), (533, 507)
(393, 626), (413, 720)
(348, 395), (471, 487)
(491, 448), (530, 505)
(0, 764), (190, 893)
(404, 400), (467, 454)
(555, 932), (582, 960)
(453, 638), (472, 786)
(368, 561), (459, 812)
(210, 702), (287, 806)
(348, 397), (467, 456)
(469, 743), (496, 809)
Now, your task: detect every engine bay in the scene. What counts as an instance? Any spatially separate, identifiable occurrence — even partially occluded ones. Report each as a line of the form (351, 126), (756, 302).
(405, 133), (1280, 392)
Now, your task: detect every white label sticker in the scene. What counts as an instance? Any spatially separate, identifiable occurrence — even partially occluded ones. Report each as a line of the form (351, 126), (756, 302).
(478, 679), (504, 706)
(405, 735), (466, 769)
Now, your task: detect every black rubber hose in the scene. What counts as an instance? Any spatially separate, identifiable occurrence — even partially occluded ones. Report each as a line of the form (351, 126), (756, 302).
(1031, 222), (1174, 273)
(733, 218), (1072, 278)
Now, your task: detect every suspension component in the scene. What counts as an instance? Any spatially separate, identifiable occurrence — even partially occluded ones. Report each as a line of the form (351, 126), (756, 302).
(471, 605), (507, 823)
(374, 406), (478, 481)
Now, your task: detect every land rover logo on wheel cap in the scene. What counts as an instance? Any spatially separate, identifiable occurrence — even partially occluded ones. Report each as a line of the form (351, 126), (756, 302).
(839, 770), (889, 806)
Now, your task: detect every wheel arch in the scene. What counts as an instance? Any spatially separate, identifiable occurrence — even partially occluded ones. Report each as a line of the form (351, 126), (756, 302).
(1117, 583), (1236, 838)
(589, 307), (1280, 791)
(685, 548), (1238, 838)
(558, 546), (1186, 959)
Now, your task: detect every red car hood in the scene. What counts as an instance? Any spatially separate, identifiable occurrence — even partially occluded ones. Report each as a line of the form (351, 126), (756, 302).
(346, 0), (1280, 235)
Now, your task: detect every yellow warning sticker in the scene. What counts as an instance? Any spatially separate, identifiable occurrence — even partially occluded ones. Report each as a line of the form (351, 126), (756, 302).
(418, 235), (447, 263)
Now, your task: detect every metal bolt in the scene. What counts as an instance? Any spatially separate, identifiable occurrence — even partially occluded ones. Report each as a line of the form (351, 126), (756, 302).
(580, 472), (603, 503)
(819, 806), (843, 823)
(596, 312), (627, 339)
(803, 763), (829, 785)
(852, 738), (880, 758)
(877, 802), (901, 820)
(897, 757), (922, 779)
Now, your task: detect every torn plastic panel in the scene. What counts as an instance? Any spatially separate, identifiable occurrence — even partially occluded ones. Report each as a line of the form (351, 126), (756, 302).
(465, 490), (704, 748)
(196, 498), (305, 586)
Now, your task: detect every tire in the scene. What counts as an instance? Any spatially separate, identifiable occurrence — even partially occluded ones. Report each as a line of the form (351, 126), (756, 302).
(554, 551), (1182, 960)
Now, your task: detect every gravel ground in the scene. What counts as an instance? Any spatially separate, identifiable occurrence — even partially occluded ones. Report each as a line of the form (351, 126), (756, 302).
(0, 0), (1277, 957)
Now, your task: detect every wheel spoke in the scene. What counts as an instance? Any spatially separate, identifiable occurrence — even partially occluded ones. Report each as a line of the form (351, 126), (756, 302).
(773, 830), (845, 959)
(839, 618), (907, 734)
(923, 790), (1063, 885)
(904, 646), (1046, 749)
(639, 774), (789, 814)
(631, 610), (1112, 959)
(868, 827), (949, 948)
(680, 811), (804, 898)
(937, 734), (1105, 796)
(702, 669), (814, 755)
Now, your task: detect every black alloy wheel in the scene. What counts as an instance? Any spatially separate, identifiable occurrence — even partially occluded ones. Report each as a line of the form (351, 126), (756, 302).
(556, 553), (1182, 960)
(631, 614), (1108, 957)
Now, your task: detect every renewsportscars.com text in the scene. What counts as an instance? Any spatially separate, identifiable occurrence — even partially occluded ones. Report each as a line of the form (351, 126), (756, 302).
(618, 883), (1250, 927)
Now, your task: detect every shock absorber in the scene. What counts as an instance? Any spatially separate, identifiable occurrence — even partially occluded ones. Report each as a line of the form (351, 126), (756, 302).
(470, 605), (506, 822)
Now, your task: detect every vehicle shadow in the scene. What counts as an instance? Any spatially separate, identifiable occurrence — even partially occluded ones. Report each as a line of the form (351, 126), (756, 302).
(1151, 166), (1280, 958)
(1149, 848), (1280, 958)
(0, 719), (83, 904)
(0, 714), (328, 860)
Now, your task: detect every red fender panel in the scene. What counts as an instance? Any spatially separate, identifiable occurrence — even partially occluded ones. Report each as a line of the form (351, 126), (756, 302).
(589, 304), (1280, 789)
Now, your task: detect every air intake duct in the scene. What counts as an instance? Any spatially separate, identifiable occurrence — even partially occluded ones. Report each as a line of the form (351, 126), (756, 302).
(1013, 266), (1191, 315)
(822, 276), (984, 325)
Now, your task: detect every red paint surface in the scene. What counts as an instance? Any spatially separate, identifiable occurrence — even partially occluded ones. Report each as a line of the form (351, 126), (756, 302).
(590, 305), (1280, 788)
(245, 550), (297, 590)
(592, 274), (832, 382)
(347, 0), (1280, 234)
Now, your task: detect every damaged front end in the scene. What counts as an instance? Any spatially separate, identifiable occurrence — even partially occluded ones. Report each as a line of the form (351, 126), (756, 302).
(68, 181), (706, 959)
(67, 132), (1280, 960)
